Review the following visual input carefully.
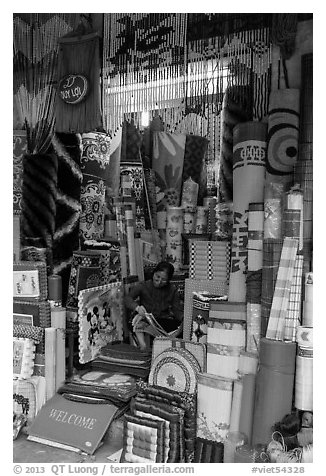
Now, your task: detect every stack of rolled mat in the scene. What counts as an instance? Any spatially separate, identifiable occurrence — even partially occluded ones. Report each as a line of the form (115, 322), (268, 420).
(90, 343), (152, 378)
(58, 369), (138, 408)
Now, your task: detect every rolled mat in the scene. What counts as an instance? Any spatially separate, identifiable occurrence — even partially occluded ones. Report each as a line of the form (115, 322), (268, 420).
(248, 203), (264, 271)
(284, 254), (303, 342)
(194, 206), (209, 234)
(251, 338), (296, 445)
(229, 121), (267, 302)
(295, 346), (313, 411)
(229, 379), (244, 432)
(294, 160), (313, 246)
(238, 373), (256, 445)
(183, 279), (228, 341)
(246, 303), (261, 354)
(124, 204), (137, 276)
(166, 206), (184, 271)
(265, 88), (300, 177)
(261, 239), (283, 336)
(284, 188), (303, 251)
(265, 237), (298, 341)
(197, 374), (233, 443)
(44, 327), (56, 401)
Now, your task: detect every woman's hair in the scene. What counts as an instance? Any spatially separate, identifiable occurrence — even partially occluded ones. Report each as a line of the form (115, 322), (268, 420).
(153, 261), (175, 281)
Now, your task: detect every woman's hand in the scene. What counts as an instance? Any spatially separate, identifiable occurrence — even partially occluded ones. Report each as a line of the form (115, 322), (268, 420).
(132, 306), (147, 329)
(135, 305), (147, 317)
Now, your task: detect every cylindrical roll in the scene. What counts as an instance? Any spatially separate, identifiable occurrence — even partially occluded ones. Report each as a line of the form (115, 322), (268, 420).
(302, 301), (313, 327)
(204, 197), (218, 234)
(223, 431), (247, 463)
(45, 327), (56, 400)
(181, 177), (199, 208)
(229, 121), (267, 302)
(296, 326), (313, 348)
(157, 210), (167, 230)
(261, 239), (283, 336)
(304, 272), (313, 302)
(252, 338), (297, 445)
(80, 132), (110, 241)
(195, 206), (209, 234)
(166, 206), (184, 271)
(48, 275), (62, 305)
(295, 346), (313, 411)
(51, 307), (66, 391)
(124, 205), (137, 276)
(246, 303), (261, 354)
(266, 89), (300, 176)
(183, 207), (197, 234)
(264, 198), (282, 239)
(197, 374), (233, 443)
(285, 189), (303, 251)
(238, 373), (256, 445)
(248, 203), (264, 271)
(215, 201), (233, 240)
(229, 379), (244, 432)
(238, 350), (258, 375)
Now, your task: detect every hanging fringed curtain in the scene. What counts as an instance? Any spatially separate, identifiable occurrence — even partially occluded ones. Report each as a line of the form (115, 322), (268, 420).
(13, 13), (79, 154)
(102, 14), (273, 193)
(102, 13), (188, 135)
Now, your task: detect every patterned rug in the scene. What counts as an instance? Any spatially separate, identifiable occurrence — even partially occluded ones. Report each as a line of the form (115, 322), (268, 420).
(182, 134), (209, 206)
(13, 130), (28, 215)
(51, 133), (83, 305)
(152, 132), (186, 210)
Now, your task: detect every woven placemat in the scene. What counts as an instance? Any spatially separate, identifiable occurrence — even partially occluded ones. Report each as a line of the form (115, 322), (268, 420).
(149, 347), (199, 394)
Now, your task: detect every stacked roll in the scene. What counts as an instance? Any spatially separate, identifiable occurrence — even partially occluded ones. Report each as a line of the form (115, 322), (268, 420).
(295, 326), (313, 412)
(195, 206), (209, 234)
(302, 272), (313, 327)
(246, 203), (264, 354)
(229, 122), (267, 302)
(166, 206), (184, 271)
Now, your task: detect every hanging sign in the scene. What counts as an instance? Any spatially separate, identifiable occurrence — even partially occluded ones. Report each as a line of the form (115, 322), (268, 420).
(58, 74), (89, 105)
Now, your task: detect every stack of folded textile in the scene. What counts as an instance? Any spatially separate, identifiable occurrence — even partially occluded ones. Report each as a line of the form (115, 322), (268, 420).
(58, 369), (138, 411)
(90, 343), (152, 379)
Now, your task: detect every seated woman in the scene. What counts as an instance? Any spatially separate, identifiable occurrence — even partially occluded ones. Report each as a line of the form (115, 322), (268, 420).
(124, 261), (183, 349)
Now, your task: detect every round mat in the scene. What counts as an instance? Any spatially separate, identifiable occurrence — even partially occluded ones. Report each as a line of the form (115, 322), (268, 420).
(149, 347), (199, 394)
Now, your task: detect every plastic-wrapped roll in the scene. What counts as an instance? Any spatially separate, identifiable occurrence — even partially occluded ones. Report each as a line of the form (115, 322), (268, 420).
(296, 326), (313, 348)
(183, 207), (197, 234)
(215, 201), (233, 240)
(246, 303), (261, 354)
(229, 122), (267, 302)
(195, 206), (209, 234)
(261, 239), (283, 337)
(295, 346), (313, 411)
(285, 189), (303, 251)
(304, 272), (313, 302)
(181, 177), (199, 208)
(252, 338), (296, 445)
(166, 207), (184, 271)
(125, 205), (137, 276)
(264, 198), (282, 239)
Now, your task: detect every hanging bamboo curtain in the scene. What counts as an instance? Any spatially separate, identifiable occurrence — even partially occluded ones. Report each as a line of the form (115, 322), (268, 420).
(13, 13), (79, 154)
